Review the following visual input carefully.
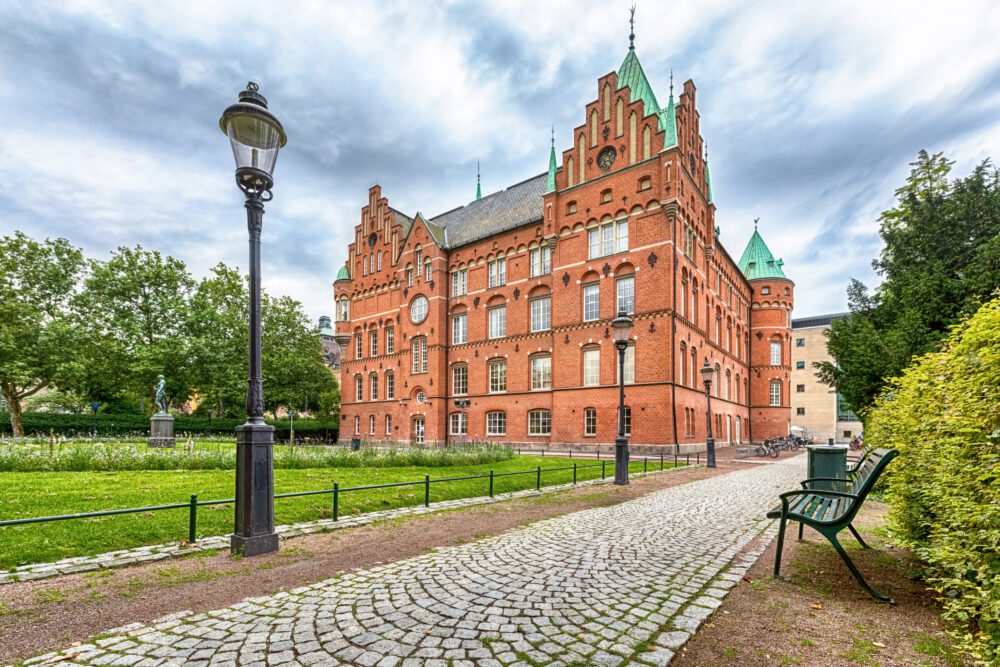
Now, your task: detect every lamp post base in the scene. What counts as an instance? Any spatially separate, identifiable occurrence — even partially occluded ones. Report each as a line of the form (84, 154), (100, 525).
(614, 436), (630, 485)
(706, 436), (717, 469)
(231, 422), (278, 557)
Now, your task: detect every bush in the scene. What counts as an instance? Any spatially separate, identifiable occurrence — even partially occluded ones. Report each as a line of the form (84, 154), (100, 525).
(0, 412), (338, 441)
(867, 296), (1000, 664)
(0, 439), (514, 472)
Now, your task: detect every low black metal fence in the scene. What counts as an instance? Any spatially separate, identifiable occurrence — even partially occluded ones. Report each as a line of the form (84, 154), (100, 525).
(0, 454), (691, 546)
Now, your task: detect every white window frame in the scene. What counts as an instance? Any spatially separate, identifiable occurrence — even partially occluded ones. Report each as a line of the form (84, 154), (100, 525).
(452, 313), (467, 344)
(488, 359), (506, 393)
(770, 381), (781, 406)
(583, 348), (600, 386)
(617, 345), (635, 384)
(354, 415), (360, 435)
(369, 330), (378, 357)
(355, 375), (363, 402)
(587, 220), (629, 259)
(488, 305), (506, 339)
(530, 296), (551, 332)
(385, 371), (395, 399)
(412, 338), (427, 374)
(530, 356), (552, 390)
(369, 415), (376, 435)
(451, 269), (467, 296)
(616, 276), (635, 315)
(406, 266), (414, 287)
(530, 246), (552, 277)
(488, 257), (506, 288)
(385, 414), (392, 435)
(424, 260), (432, 281)
(584, 408), (597, 437)
(528, 410), (551, 436)
(618, 406), (632, 437)
(354, 332), (362, 359)
(583, 283), (600, 321)
(338, 298), (350, 322)
(452, 365), (468, 395)
(770, 341), (781, 366)
(450, 412), (468, 436)
(385, 327), (394, 354)
(486, 411), (506, 436)
(369, 374), (378, 401)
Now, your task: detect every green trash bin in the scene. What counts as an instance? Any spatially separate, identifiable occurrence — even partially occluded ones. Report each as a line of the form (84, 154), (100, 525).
(806, 445), (848, 490)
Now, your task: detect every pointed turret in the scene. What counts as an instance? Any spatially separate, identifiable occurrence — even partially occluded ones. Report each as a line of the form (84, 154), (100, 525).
(704, 143), (712, 202)
(546, 127), (557, 193)
(738, 223), (786, 280)
(662, 70), (678, 149)
(475, 161), (482, 201)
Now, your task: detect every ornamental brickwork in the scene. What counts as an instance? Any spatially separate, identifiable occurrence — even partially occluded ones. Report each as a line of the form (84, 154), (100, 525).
(333, 44), (792, 448)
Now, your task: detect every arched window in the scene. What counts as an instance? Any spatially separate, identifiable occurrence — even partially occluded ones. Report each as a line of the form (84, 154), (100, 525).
(602, 83), (611, 121)
(424, 259), (432, 281)
(691, 279), (699, 327)
(770, 337), (782, 365)
(567, 157), (575, 186)
(725, 369), (731, 401)
(377, 251), (382, 271)
(713, 363), (721, 397)
(578, 135), (586, 182)
(385, 414), (392, 435)
(337, 298), (350, 322)
(363, 256), (368, 275)
(690, 346), (697, 389)
(680, 272), (688, 318)
(715, 308), (722, 344)
(414, 245), (423, 268)
(369, 373), (378, 401)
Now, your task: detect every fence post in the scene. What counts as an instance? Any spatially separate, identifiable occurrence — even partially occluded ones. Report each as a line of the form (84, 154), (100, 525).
(333, 482), (339, 521)
(536, 466), (541, 491)
(687, 453), (690, 466)
(602, 460), (606, 479)
(188, 494), (198, 544)
(570, 449), (573, 459)
(424, 474), (430, 507)
(573, 463), (577, 485)
(597, 448), (600, 460)
(697, 452), (701, 465)
(489, 470), (494, 497)
(644, 457), (648, 474)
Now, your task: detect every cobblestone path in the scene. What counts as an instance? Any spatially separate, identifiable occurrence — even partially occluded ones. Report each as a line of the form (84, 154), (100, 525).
(20, 457), (804, 667)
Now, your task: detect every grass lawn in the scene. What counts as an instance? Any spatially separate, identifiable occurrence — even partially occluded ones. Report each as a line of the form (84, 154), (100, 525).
(0, 455), (678, 569)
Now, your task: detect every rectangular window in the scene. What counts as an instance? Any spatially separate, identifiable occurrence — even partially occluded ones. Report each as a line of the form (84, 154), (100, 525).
(385, 327), (394, 354)
(618, 406), (632, 437)
(425, 261), (432, 281)
(452, 365), (468, 395)
(451, 269), (467, 296)
(584, 408), (597, 436)
(412, 338), (427, 374)
(617, 345), (635, 384)
(486, 411), (506, 436)
(386, 372), (395, 399)
(355, 333), (363, 359)
(796, 384), (805, 393)
(369, 331), (378, 357)
(528, 410), (551, 436)
(616, 219), (628, 253)
(602, 224), (614, 256)
(385, 414), (392, 435)
(583, 348), (600, 386)
(354, 415), (360, 435)
(450, 412), (468, 436)
(488, 258), (506, 288)
(488, 305), (506, 339)
(407, 268), (414, 287)
(530, 297), (551, 332)
(530, 246), (552, 277)
(796, 361), (805, 370)
(452, 313), (467, 344)
(369, 415), (376, 435)
(770, 382), (781, 406)
(588, 220), (629, 259)
(531, 356), (552, 390)
(770, 341), (781, 366)
(489, 359), (506, 393)
(616, 276), (635, 315)
(583, 283), (600, 321)
(355, 375), (363, 402)
(370, 375), (378, 401)
(796, 338), (805, 347)
(796, 407), (805, 416)
(588, 228), (600, 259)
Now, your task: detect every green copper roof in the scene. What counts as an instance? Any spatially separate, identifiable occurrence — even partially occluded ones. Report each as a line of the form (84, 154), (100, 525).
(617, 49), (675, 135)
(335, 264), (350, 281)
(705, 160), (713, 202)
(546, 130), (557, 192)
(738, 226), (787, 280)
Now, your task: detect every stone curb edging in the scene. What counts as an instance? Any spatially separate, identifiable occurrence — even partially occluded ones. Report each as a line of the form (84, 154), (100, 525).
(0, 464), (697, 586)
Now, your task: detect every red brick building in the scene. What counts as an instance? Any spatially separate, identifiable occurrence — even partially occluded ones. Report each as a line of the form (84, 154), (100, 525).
(333, 37), (793, 449)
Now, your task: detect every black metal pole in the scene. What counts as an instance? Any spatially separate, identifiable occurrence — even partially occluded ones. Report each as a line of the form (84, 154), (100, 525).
(704, 379), (717, 468)
(232, 193), (278, 557)
(614, 341), (629, 485)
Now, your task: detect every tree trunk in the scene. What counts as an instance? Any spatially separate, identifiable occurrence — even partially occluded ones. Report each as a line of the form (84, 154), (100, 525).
(3, 387), (24, 437)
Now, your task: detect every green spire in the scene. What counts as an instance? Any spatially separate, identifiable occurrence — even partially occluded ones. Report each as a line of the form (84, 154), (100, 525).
(738, 220), (787, 280)
(475, 161), (481, 201)
(704, 143), (712, 202)
(662, 70), (677, 149)
(546, 127), (557, 193)
(335, 264), (350, 282)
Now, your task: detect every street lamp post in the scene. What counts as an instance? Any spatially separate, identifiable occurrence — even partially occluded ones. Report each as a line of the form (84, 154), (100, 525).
(611, 311), (634, 485)
(700, 362), (717, 468)
(220, 82), (287, 557)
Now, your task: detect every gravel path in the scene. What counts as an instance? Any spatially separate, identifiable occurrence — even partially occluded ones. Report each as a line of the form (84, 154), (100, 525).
(18, 456), (805, 667)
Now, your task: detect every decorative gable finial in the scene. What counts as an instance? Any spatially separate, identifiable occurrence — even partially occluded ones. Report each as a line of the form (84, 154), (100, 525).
(628, 4), (636, 50)
(670, 68), (674, 96)
(475, 160), (482, 201)
(754, 216), (760, 230)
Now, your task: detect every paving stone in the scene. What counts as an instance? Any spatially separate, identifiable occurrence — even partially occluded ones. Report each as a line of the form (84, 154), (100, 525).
(12, 457), (803, 667)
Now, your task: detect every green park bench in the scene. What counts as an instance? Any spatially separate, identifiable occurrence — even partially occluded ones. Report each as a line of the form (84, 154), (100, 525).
(767, 448), (899, 603)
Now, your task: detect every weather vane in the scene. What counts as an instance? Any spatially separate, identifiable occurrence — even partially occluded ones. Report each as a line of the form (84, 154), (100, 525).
(629, 5), (636, 50)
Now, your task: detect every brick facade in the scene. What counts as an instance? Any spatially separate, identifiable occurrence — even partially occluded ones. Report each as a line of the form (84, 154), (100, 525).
(333, 48), (792, 448)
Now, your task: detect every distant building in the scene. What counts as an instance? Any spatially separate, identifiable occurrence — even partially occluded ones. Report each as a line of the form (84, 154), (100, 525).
(318, 316), (341, 371)
(790, 313), (862, 443)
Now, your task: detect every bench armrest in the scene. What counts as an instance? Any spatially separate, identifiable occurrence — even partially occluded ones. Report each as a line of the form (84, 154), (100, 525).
(800, 477), (854, 490)
(776, 489), (858, 517)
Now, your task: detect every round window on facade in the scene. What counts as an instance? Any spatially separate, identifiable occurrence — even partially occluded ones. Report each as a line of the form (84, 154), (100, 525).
(416, 391), (426, 404)
(410, 295), (428, 324)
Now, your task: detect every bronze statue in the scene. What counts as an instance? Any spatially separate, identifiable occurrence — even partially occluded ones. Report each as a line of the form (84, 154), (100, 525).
(154, 375), (168, 415)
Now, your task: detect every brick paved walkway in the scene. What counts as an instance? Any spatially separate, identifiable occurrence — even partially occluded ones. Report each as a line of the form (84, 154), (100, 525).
(19, 456), (804, 667)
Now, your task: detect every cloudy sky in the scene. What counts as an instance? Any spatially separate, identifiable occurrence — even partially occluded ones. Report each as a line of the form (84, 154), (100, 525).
(1, 0), (998, 320)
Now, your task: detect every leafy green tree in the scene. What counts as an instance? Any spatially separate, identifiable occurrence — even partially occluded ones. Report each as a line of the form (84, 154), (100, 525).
(818, 151), (1000, 415)
(261, 294), (337, 414)
(80, 246), (196, 412)
(0, 232), (87, 435)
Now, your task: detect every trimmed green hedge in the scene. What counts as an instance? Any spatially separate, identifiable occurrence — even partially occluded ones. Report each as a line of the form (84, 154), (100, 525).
(868, 297), (999, 664)
(0, 412), (339, 442)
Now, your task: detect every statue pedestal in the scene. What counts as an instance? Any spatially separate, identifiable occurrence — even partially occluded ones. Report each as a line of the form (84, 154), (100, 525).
(148, 414), (175, 448)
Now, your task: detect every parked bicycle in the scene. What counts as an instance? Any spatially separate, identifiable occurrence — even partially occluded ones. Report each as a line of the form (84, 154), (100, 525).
(754, 441), (780, 458)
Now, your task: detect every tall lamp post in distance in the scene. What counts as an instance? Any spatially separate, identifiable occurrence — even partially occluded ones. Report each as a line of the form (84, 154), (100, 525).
(612, 311), (634, 485)
(219, 82), (287, 556)
(700, 361), (717, 468)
